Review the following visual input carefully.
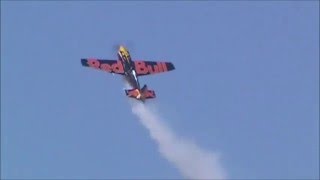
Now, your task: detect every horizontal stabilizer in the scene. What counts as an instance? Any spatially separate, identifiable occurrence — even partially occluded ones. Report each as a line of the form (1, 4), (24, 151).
(125, 86), (156, 101)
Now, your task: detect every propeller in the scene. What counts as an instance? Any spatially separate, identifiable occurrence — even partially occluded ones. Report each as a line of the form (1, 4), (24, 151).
(112, 44), (121, 52)
(111, 41), (135, 53)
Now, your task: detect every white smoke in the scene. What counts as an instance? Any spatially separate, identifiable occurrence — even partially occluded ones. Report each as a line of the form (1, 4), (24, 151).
(129, 101), (227, 179)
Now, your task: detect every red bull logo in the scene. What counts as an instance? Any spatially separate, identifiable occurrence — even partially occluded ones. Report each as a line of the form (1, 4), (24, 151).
(135, 61), (168, 75)
(87, 59), (124, 74)
(86, 59), (169, 75)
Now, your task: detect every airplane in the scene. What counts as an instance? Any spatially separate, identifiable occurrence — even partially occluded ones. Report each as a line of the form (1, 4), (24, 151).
(81, 45), (175, 102)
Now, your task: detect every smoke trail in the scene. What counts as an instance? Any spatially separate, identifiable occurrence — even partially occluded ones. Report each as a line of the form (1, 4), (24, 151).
(130, 101), (227, 179)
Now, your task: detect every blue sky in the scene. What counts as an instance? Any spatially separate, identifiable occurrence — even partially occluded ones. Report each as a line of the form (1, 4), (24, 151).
(1, 1), (319, 179)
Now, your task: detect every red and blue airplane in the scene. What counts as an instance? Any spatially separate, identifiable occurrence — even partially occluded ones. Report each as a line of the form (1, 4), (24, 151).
(81, 45), (175, 102)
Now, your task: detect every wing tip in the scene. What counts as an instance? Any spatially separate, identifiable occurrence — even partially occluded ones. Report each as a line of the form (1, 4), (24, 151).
(81, 59), (88, 66)
(167, 62), (175, 70)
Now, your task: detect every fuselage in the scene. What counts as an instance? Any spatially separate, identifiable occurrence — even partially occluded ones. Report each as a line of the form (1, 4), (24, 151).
(118, 46), (141, 90)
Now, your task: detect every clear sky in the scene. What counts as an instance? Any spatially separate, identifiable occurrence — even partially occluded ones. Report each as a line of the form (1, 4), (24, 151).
(1, 1), (319, 179)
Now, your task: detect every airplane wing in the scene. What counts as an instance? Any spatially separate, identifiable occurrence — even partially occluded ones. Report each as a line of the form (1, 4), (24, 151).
(134, 60), (175, 76)
(81, 58), (125, 75)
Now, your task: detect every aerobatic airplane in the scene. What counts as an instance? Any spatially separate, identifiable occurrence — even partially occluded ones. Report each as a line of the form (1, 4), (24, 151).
(81, 46), (175, 102)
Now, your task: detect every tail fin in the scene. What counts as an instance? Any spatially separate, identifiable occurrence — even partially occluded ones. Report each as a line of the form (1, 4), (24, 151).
(141, 84), (147, 92)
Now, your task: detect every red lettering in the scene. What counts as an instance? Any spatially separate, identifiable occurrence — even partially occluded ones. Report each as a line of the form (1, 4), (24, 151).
(87, 59), (100, 69)
(157, 62), (163, 72)
(112, 61), (124, 73)
(135, 61), (148, 75)
(100, 63), (112, 72)
(162, 62), (168, 72)
(147, 64), (159, 74)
